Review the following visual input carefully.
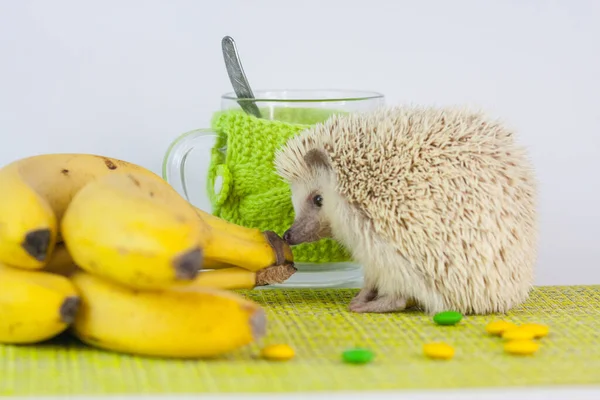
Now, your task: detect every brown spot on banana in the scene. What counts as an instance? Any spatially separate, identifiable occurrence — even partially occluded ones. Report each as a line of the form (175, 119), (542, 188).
(61, 169), (69, 176)
(173, 247), (203, 280)
(21, 228), (52, 262)
(59, 296), (81, 324)
(127, 174), (140, 186)
(8, 322), (23, 334)
(103, 158), (118, 170)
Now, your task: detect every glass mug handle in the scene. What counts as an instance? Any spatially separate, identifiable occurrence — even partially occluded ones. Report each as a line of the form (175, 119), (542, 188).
(162, 128), (221, 210)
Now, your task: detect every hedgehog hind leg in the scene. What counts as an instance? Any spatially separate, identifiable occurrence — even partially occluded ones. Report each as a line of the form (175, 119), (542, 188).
(349, 287), (378, 308)
(349, 294), (408, 313)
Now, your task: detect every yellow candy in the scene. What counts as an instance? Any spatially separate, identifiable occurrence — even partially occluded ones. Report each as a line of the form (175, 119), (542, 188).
(519, 323), (549, 338)
(504, 339), (540, 355)
(423, 342), (455, 360)
(261, 344), (295, 361)
(485, 320), (518, 336)
(502, 326), (536, 341)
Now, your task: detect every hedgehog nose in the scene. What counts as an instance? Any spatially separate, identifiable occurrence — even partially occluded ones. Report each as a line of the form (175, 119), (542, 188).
(283, 229), (292, 244)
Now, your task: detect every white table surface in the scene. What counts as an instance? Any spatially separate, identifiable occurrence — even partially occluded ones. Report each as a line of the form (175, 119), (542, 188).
(6, 386), (600, 400)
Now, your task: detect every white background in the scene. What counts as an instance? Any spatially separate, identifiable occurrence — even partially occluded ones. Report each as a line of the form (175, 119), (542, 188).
(1, 0), (598, 286)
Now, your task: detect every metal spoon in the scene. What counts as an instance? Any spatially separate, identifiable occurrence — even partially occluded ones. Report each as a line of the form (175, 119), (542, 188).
(221, 36), (262, 118)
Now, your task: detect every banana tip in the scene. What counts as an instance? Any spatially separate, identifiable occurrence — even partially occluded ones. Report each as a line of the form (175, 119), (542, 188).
(173, 247), (203, 280)
(59, 296), (81, 324)
(21, 228), (52, 262)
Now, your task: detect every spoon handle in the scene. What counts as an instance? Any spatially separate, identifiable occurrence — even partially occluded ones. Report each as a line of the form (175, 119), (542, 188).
(221, 36), (262, 118)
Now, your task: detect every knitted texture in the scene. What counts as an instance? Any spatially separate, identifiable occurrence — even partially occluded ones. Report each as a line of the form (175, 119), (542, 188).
(0, 285), (598, 395)
(207, 108), (351, 263)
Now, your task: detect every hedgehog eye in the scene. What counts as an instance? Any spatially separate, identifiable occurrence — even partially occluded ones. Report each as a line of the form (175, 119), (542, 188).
(312, 194), (323, 207)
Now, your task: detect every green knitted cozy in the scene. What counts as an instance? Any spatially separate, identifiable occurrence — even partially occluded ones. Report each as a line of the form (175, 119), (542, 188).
(206, 108), (351, 263)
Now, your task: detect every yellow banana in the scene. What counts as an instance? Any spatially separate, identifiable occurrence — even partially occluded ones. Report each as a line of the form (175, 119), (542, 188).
(61, 172), (208, 289)
(196, 206), (294, 270)
(195, 208), (294, 272)
(42, 244), (295, 289)
(0, 152), (294, 277)
(195, 207), (269, 243)
(193, 263), (297, 290)
(188, 267), (256, 290)
(70, 270), (266, 358)
(204, 228), (293, 272)
(38, 243), (234, 273)
(0, 263), (80, 344)
(43, 231), (286, 275)
(0, 153), (169, 269)
(43, 242), (296, 288)
(202, 258), (235, 270)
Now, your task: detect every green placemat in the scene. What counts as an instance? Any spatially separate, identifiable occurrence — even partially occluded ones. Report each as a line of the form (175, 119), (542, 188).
(1, 286), (599, 395)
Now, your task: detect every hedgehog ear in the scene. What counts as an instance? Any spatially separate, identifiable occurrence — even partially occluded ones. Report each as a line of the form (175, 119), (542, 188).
(303, 149), (331, 172)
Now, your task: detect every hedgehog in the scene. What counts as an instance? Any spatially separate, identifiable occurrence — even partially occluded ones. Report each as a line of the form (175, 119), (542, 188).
(273, 105), (538, 315)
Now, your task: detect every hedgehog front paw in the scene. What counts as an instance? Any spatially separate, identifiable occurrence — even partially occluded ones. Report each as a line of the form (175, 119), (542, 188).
(349, 295), (407, 313)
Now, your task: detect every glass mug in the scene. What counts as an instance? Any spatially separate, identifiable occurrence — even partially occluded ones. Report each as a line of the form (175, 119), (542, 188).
(163, 89), (385, 288)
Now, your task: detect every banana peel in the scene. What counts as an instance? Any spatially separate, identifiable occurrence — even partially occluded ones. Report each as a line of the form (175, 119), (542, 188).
(70, 270), (266, 358)
(193, 264), (297, 290)
(196, 207), (294, 272)
(44, 243), (296, 289)
(0, 153), (294, 277)
(0, 263), (80, 344)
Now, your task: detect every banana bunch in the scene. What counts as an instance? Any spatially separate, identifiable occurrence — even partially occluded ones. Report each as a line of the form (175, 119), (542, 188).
(0, 153), (296, 358)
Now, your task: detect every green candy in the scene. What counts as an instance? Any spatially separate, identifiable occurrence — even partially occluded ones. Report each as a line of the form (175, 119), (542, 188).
(433, 311), (463, 325)
(342, 348), (375, 364)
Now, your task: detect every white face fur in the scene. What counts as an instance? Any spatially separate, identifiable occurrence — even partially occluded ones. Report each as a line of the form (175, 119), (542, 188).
(282, 155), (341, 246)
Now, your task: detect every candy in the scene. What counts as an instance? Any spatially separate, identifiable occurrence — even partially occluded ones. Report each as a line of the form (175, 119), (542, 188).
(342, 348), (375, 364)
(423, 342), (455, 360)
(433, 311), (463, 326)
(519, 323), (549, 338)
(504, 339), (540, 355)
(485, 320), (518, 336)
(261, 344), (295, 361)
(502, 326), (536, 341)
